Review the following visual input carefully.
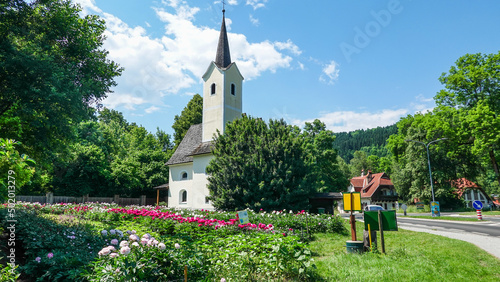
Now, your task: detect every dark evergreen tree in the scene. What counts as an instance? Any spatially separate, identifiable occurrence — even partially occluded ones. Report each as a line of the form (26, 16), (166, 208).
(333, 125), (397, 162)
(207, 116), (313, 211)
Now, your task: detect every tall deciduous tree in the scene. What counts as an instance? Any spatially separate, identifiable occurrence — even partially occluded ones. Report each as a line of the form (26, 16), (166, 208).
(0, 139), (35, 201)
(302, 119), (349, 192)
(387, 112), (473, 204)
(51, 109), (172, 197)
(172, 94), (203, 148)
(0, 0), (122, 191)
(207, 116), (313, 211)
(435, 52), (500, 186)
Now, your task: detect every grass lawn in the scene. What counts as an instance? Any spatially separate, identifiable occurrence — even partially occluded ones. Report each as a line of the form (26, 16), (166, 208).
(309, 221), (500, 281)
(459, 210), (500, 216)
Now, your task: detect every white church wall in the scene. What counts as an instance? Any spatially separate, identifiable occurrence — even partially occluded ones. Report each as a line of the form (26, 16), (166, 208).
(168, 163), (193, 209)
(193, 154), (215, 210)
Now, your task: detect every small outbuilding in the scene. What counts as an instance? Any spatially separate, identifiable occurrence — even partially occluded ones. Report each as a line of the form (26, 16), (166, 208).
(309, 192), (343, 214)
(153, 183), (169, 206)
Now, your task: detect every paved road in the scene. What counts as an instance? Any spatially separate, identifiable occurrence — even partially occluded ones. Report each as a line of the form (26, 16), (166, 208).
(397, 216), (500, 237)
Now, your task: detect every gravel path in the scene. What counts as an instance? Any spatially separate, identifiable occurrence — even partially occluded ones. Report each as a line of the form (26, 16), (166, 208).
(398, 219), (500, 259)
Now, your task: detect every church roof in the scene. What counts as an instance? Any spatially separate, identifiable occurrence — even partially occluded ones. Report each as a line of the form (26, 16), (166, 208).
(214, 11), (231, 69)
(191, 141), (213, 156)
(165, 124), (213, 166)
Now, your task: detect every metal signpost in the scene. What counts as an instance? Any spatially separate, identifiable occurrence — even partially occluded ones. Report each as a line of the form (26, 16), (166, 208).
(343, 192), (361, 241)
(405, 138), (447, 217)
(363, 210), (398, 254)
(473, 200), (483, 220)
(343, 192), (363, 253)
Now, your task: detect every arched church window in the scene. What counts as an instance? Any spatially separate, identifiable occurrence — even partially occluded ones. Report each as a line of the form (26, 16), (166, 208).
(180, 171), (188, 180)
(211, 83), (216, 95)
(180, 190), (187, 203)
(231, 83), (236, 95)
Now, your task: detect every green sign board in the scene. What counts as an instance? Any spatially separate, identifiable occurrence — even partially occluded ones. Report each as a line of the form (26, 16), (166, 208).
(364, 210), (398, 231)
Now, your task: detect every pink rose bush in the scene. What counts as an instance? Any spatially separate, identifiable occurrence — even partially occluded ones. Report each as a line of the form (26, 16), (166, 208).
(8, 202), (325, 281)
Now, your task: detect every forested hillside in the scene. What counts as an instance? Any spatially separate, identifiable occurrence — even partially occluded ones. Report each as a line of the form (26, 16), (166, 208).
(333, 124), (397, 162)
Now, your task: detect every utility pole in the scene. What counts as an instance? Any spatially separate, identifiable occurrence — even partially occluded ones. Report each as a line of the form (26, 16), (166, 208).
(405, 138), (447, 217)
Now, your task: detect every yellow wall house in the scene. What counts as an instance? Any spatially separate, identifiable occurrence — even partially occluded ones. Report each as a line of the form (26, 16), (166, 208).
(165, 9), (243, 210)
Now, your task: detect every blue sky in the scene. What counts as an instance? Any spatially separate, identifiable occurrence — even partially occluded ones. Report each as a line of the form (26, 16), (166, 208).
(75, 0), (500, 136)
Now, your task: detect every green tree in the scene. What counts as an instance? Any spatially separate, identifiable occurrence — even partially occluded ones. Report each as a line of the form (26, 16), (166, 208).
(0, 139), (35, 201)
(349, 151), (370, 177)
(435, 52), (500, 186)
(302, 119), (349, 192)
(172, 94), (203, 148)
(51, 109), (172, 197)
(333, 124), (397, 161)
(0, 0), (122, 193)
(207, 116), (313, 211)
(387, 112), (467, 204)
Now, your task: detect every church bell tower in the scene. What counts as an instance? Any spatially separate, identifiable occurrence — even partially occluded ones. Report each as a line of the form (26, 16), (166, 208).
(201, 9), (244, 142)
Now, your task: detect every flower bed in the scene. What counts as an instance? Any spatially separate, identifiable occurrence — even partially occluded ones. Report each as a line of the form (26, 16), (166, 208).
(1, 202), (346, 281)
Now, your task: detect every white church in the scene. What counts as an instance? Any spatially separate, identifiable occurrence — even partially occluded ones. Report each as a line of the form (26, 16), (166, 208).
(166, 9), (243, 210)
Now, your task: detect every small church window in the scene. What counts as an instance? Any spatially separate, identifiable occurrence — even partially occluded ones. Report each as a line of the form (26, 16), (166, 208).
(205, 196), (210, 204)
(180, 190), (187, 203)
(231, 83), (236, 95)
(211, 83), (216, 95)
(181, 172), (188, 180)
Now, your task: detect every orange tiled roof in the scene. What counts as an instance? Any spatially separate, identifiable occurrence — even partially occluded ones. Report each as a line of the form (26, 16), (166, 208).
(451, 178), (480, 198)
(349, 172), (394, 198)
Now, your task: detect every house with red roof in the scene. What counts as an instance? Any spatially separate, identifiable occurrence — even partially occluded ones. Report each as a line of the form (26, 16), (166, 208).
(344, 170), (398, 211)
(452, 178), (498, 209)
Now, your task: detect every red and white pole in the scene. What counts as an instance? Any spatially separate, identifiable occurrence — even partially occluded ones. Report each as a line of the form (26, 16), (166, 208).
(476, 209), (482, 220)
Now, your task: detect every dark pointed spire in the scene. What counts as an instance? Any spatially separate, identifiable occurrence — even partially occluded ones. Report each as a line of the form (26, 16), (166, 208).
(215, 9), (231, 68)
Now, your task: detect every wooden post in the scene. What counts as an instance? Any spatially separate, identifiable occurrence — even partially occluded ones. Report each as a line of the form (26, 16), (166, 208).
(184, 265), (187, 282)
(368, 224), (372, 250)
(378, 210), (385, 254)
(306, 212), (310, 239)
(350, 213), (357, 241)
(350, 193), (357, 241)
(156, 189), (160, 206)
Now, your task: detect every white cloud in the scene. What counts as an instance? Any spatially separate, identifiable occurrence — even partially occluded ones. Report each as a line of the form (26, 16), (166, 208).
(287, 95), (436, 132)
(104, 93), (146, 110)
(95, 1), (297, 112)
(145, 106), (161, 114)
(249, 14), (260, 26)
(212, 0), (238, 6)
(295, 109), (409, 133)
(320, 60), (340, 85)
(246, 0), (268, 10)
(411, 94), (435, 112)
(101, 13), (195, 110)
(73, 0), (101, 14)
(274, 39), (302, 55)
